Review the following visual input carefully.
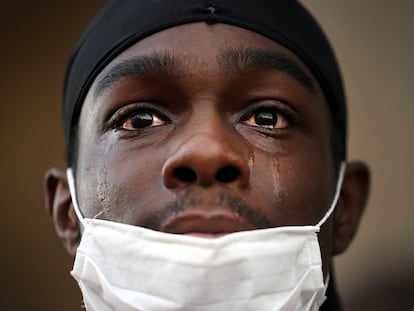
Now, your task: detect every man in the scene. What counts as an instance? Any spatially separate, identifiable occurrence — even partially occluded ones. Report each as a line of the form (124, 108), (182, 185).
(45, 1), (370, 310)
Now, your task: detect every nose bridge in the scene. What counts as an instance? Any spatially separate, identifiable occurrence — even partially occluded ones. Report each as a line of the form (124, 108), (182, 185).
(185, 108), (233, 154)
(179, 100), (241, 157)
(162, 107), (250, 189)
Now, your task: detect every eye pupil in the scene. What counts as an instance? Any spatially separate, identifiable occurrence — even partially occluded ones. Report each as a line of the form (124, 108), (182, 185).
(131, 112), (153, 128)
(255, 111), (276, 126)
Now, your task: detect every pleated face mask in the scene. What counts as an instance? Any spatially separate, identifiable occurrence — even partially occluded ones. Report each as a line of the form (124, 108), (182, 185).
(66, 163), (345, 311)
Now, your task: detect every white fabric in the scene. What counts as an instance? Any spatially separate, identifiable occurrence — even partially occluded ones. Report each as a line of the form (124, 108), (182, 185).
(67, 163), (345, 311)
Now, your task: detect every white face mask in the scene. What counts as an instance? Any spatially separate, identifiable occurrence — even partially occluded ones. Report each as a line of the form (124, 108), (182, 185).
(67, 163), (345, 311)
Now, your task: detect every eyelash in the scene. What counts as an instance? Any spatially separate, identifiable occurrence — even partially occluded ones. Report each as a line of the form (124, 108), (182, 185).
(239, 101), (297, 129)
(110, 103), (169, 130)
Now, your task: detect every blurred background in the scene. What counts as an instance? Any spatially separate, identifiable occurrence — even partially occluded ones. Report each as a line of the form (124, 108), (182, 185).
(1, 1), (413, 310)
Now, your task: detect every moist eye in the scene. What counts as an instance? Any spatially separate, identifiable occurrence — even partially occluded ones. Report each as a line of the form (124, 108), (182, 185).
(116, 106), (167, 131)
(242, 108), (289, 129)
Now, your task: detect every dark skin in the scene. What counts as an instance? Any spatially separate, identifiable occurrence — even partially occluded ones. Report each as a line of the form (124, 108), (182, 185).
(45, 23), (370, 281)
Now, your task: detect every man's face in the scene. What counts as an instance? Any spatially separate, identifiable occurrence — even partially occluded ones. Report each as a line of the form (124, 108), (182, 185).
(75, 23), (337, 272)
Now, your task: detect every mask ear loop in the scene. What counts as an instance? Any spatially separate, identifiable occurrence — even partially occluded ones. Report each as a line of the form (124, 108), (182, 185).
(66, 168), (87, 229)
(316, 162), (346, 227)
(314, 163), (346, 296)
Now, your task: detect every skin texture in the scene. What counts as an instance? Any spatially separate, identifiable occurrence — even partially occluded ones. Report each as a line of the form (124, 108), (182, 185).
(45, 23), (370, 282)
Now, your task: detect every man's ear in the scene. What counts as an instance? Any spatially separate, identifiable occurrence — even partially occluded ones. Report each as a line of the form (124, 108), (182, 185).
(333, 161), (370, 255)
(45, 168), (80, 256)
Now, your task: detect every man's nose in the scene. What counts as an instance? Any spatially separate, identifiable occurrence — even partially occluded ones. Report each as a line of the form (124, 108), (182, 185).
(162, 130), (250, 190)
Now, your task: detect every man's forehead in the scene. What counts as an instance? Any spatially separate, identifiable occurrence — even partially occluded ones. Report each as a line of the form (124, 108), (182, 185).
(91, 23), (316, 101)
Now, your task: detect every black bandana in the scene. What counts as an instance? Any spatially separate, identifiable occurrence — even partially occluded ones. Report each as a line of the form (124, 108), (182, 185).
(63, 0), (346, 161)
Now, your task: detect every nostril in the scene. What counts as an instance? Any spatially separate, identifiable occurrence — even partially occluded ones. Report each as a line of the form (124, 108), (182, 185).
(215, 166), (240, 183)
(173, 167), (197, 183)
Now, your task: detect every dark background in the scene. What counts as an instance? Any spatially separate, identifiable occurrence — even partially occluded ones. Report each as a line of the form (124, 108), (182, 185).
(1, 1), (413, 310)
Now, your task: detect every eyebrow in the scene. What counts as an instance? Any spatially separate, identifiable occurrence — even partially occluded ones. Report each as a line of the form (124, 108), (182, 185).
(94, 47), (315, 98)
(94, 52), (180, 98)
(219, 47), (315, 92)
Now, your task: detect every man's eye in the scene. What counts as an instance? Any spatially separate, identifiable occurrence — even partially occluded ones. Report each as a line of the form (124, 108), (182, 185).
(122, 111), (165, 130)
(243, 110), (289, 129)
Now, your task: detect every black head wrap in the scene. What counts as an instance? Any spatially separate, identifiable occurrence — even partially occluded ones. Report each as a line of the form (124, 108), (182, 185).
(63, 0), (346, 163)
